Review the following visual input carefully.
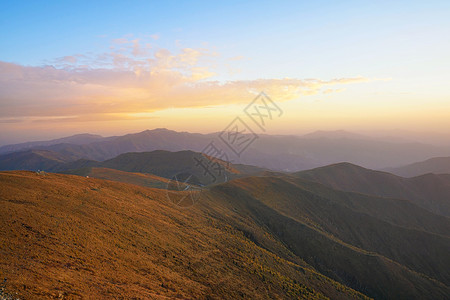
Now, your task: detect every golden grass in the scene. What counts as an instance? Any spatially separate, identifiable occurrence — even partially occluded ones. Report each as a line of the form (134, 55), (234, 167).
(0, 171), (368, 299)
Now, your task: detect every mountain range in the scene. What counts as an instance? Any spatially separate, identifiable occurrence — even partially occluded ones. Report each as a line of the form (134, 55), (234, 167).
(386, 156), (450, 177)
(1, 128), (450, 171)
(1, 130), (450, 299)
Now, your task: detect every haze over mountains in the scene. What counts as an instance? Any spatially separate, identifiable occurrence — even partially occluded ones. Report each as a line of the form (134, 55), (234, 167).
(0, 133), (107, 153)
(1, 128), (450, 172)
(386, 156), (450, 177)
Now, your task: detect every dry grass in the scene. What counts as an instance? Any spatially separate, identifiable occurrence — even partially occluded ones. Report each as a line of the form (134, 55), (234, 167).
(0, 171), (366, 299)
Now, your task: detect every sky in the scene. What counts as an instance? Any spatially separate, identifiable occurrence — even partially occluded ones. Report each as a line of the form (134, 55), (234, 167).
(1, 0), (450, 145)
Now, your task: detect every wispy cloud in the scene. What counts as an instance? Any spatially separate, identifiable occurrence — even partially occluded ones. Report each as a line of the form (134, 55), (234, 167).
(323, 88), (346, 94)
(0, 38), (372, 122)
(150, 34), (160, 40)
(229, 55), (244, 61)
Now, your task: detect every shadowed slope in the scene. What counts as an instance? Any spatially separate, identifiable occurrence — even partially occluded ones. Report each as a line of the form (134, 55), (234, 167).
(98, 150), (265, 185)
(0, 150), (73, 172)
(210, 175), (450, 299)
(295, 163), (450, 216)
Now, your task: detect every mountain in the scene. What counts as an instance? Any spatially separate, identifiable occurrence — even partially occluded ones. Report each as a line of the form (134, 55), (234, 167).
(99, 150), (264, 183)
(0, 171), (369, 299)
(0, 149), (73, 172)
(295, 163), (450, 217)
(386, 156), (450, 177)
(4, 128), (450, 171)
(39, 128), (211, 162)
(0, 149), (266, 186)
(0, 133), (106, 154)
(62, 150), (266, 186)
(210, 174), (450, 299)
(301, 130), (368, 140)
(2, 167), (450, 299)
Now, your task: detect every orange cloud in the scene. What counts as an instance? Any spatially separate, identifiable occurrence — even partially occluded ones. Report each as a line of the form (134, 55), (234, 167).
(0, 44), (371, 122)
(230, 55), (244, 61)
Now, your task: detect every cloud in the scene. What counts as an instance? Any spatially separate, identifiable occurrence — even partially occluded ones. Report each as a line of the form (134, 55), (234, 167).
(0, 43), (371, 122)
(30, 113), (157, 123)
(0, 118), (25, 123)
(112, 38), (129, 45)
(60, 56), (78, 64)
(230, 55), (244, 61)
(323, 88), (346, 94)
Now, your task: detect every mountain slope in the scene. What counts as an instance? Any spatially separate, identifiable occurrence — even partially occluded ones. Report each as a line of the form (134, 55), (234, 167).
(64, 167), (172, 189)
(2, 171), (450, 299)
(387, 156), (450, 177)
(210, 175), (450, 299)
(295, 163), (450, 216)
(0, 171), (368, 299)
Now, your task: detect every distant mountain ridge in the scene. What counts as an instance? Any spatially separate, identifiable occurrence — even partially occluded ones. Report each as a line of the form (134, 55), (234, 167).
(386, 156), (450, 177)
(0, 133), (106, 154)
(2, 128), (450, 171)
(300, 130), (368, 140)
(0, 149), (73, 171)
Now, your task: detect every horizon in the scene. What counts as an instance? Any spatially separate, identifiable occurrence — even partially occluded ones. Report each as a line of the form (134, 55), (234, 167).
(1, 127), (450, 148)
(1, 1), (450, 145)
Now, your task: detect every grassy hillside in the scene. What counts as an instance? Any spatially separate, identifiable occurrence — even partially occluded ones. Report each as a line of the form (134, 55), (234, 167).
(295, 163), (450, 216)
(2, 169), (449, 299)
(0, 171), (367, 299)
(210, 175), (450, 299)
(64, 167), (172, 189)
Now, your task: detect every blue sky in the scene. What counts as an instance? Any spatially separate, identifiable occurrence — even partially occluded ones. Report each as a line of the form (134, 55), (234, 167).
(3, 0), (449, 78)
(1, 0), (450, 143)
